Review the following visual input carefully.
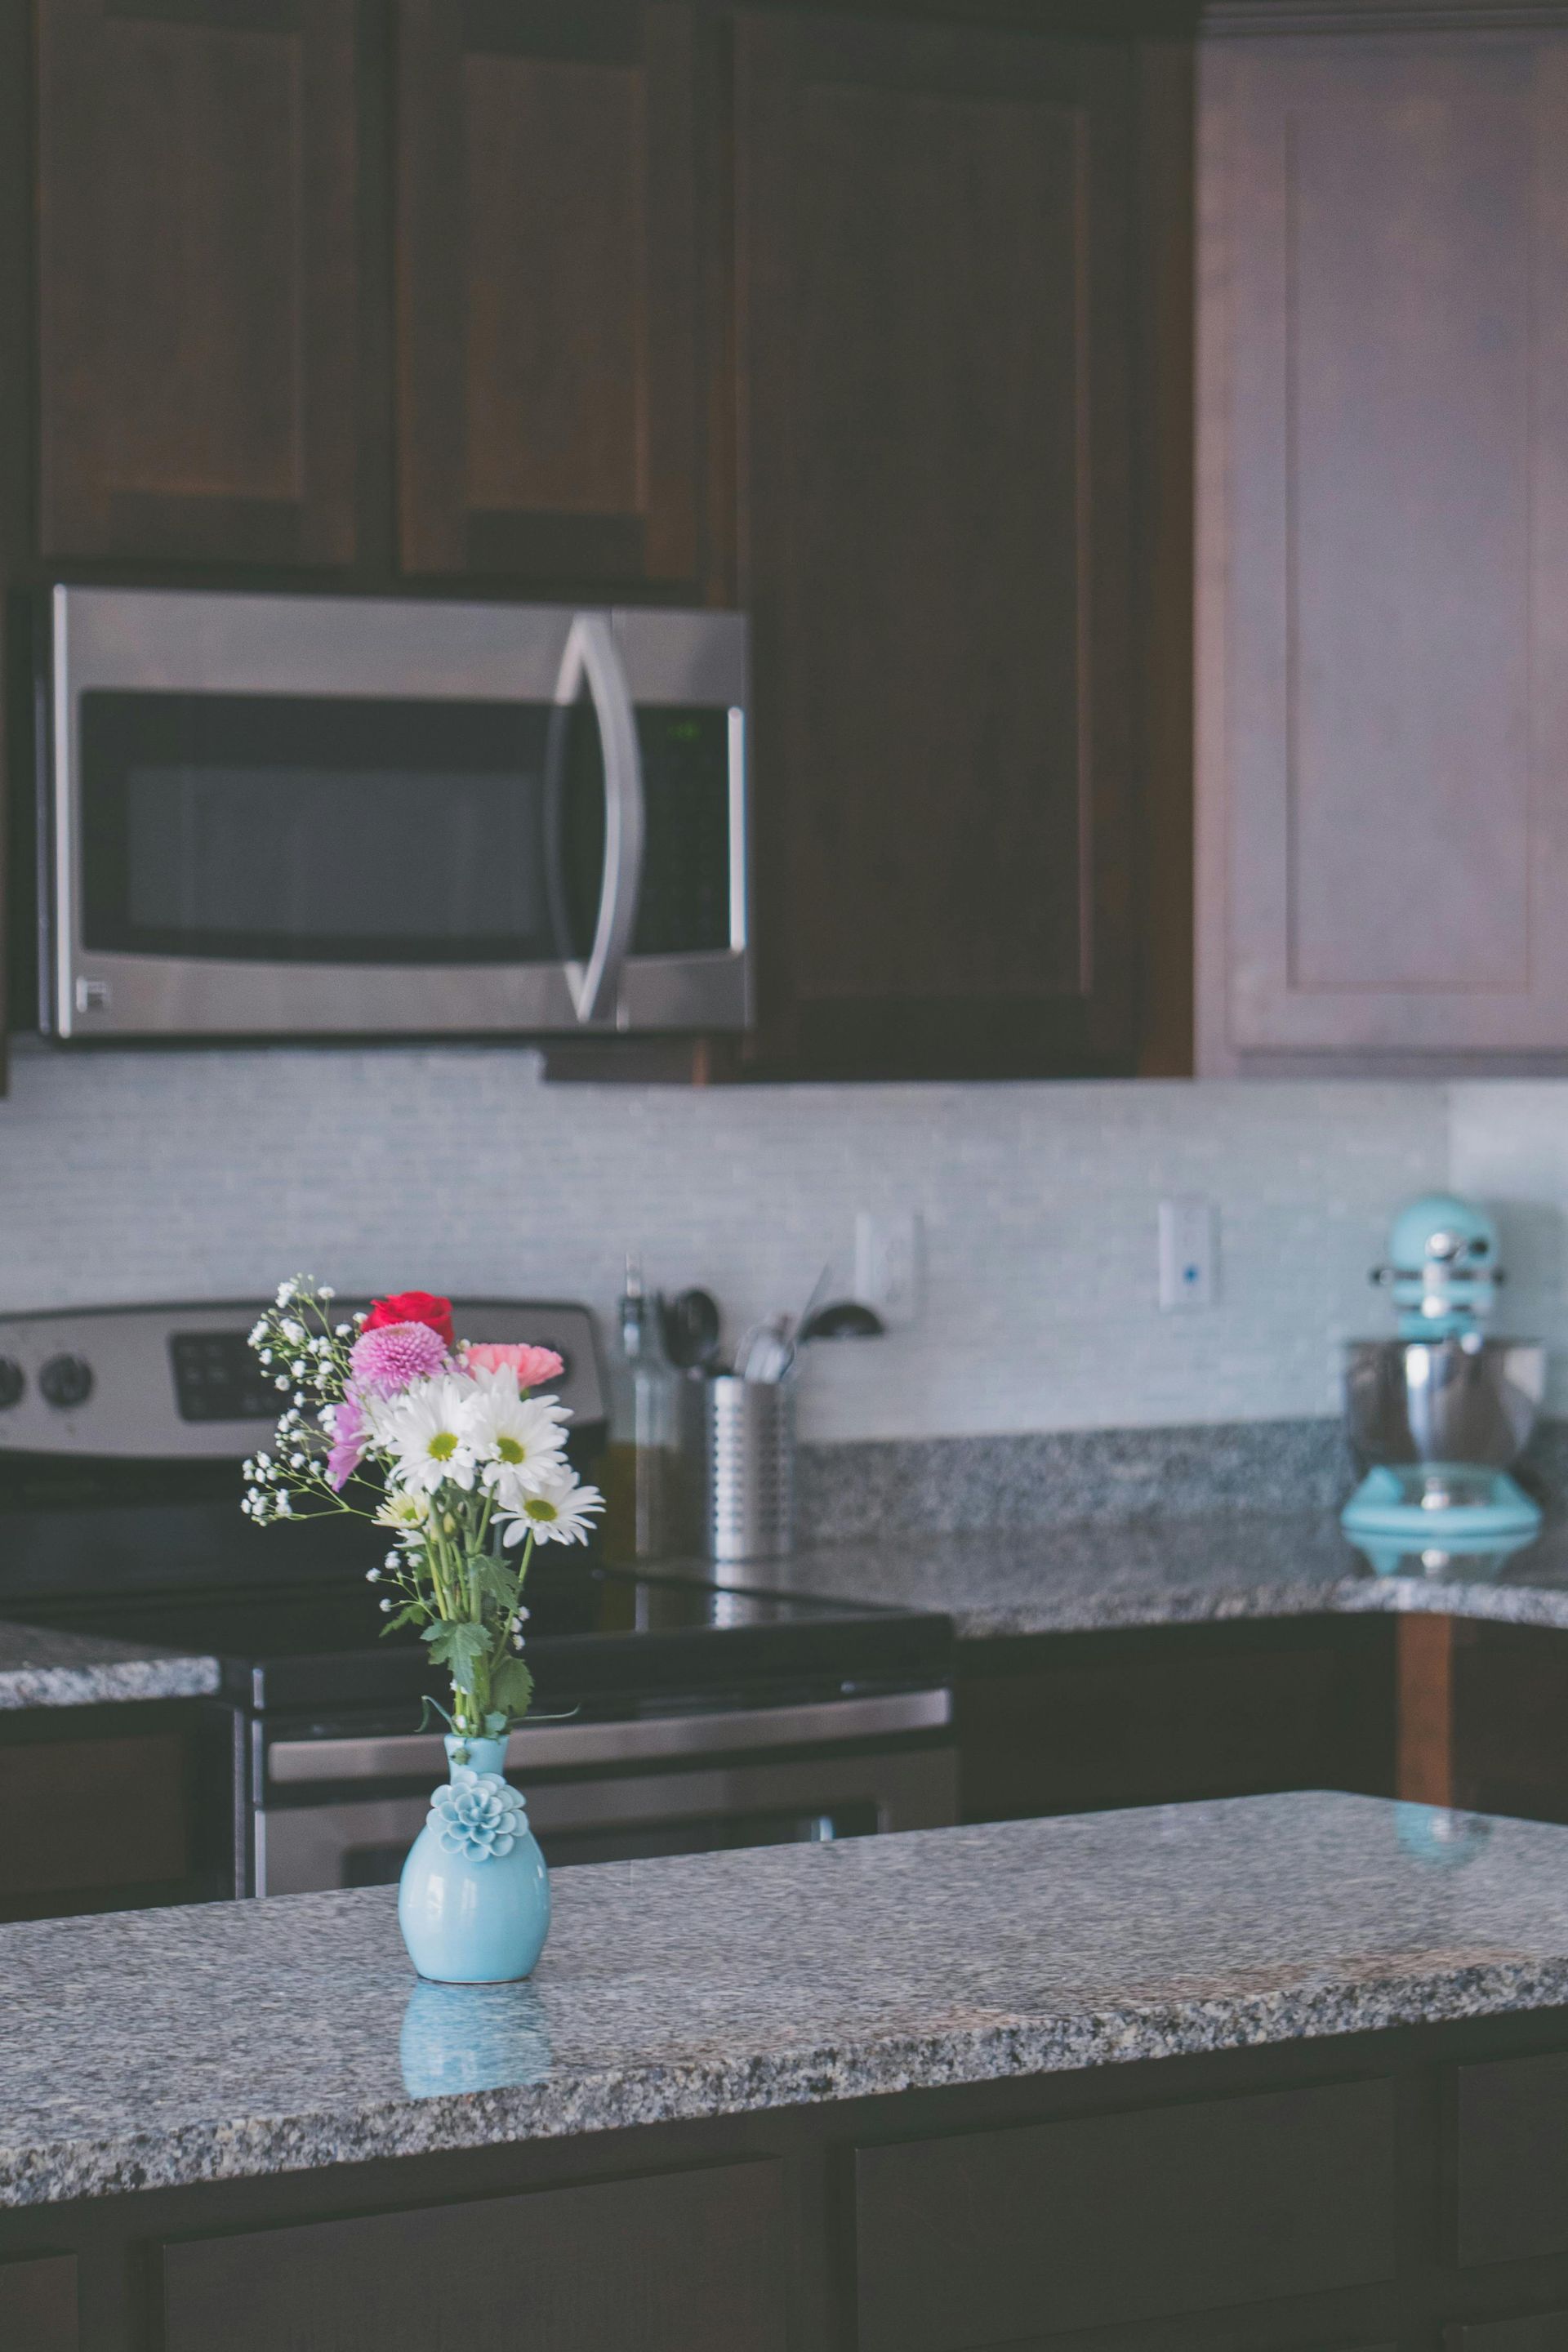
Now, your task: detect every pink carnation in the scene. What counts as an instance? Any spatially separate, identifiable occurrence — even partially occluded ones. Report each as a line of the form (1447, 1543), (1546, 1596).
(350, 1320), (450, 1398)
(465, 1342), (564, 1391)
(325, 1390), (368, 1491)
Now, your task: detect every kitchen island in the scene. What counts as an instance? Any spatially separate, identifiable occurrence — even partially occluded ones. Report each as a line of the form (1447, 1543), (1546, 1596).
(9, 1788), (1568, 2347)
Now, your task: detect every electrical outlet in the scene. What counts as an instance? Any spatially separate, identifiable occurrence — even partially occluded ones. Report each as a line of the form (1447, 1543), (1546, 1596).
(1158, 1197), (1218, 1312)
(855, 1211), (922, 1327)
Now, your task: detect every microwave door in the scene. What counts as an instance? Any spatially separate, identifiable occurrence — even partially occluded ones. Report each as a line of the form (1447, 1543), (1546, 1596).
(52, 595), (594, 1038)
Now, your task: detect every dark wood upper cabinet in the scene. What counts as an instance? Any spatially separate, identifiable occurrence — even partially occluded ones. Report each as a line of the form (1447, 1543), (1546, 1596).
(1197, 27), (1568, 1073)
(36, 0), (360, 568)
(396, 0), (707, 591)
(737, 12), (1138, 1079)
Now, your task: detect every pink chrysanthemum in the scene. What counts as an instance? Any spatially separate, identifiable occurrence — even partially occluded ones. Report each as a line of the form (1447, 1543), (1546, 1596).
(465, 1341), (564, 1391)
(325, 1390), (368, 1491)
(350, 1320), (450, 1399)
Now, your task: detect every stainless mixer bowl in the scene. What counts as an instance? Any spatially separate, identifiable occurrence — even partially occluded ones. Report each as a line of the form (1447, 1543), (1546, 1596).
(1343, 1338), (1546, 1469)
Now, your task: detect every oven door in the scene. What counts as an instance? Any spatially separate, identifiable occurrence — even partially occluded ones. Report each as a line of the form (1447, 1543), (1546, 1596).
(253, 1691), (956, 1896)
(47, 586), (749, 1039)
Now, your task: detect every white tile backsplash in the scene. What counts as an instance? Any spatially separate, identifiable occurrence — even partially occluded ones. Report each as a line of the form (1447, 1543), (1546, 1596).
(0, 1046), (1449, 1441)
(1449, 1083), (1568, 1411)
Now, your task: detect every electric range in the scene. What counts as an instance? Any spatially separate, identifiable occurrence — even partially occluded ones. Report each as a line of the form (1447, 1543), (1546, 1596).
(0, 1302), (956, 1894)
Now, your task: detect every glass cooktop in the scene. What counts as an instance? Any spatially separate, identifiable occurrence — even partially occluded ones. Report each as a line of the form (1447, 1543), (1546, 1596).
(0, 1479), (951, 1717)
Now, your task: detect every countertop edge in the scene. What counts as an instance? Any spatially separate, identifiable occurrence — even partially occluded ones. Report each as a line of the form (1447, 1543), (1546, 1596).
(9, 1956), (1568, 2210)
(930, 1573), (1568, 1642)
(0, 1655), (223, 1711)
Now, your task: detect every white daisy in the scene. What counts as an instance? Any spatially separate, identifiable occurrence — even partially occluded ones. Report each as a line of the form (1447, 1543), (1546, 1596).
(499, 1467), (604, 1548)
(461, 1385), (569, 1511)
(382, 1374), (479, 1495)
(373, 1487), (430, 1530)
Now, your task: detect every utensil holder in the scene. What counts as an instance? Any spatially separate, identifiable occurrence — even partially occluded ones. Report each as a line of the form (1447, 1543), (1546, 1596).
(706, 1375), (795, 1562)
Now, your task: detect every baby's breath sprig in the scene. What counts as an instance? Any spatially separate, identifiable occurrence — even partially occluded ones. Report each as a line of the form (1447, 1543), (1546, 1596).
(241, 1277), (368, 1525)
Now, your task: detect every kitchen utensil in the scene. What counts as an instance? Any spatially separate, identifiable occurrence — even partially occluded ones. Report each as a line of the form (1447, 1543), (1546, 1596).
(800, 1299), (886, 1342)
(659, 1287), (723, 1374)
(706, 1374), (795, 1562)
(734, 1316), (794, 1384)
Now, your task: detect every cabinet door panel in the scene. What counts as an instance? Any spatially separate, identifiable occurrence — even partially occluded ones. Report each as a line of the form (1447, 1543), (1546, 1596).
(397, 0), (703, 589)
(37, 0), (358, 566)
(0, 1731), (188, 1902)
(738, 12), (1135, 1078)
(0, 2254), (76, 2352)
(1456, 2050), (1568, 2266)
(1198, 34), (1568, 1062)
(855, 2078), (1396, 2351)
(162, 2160), (786, 2352)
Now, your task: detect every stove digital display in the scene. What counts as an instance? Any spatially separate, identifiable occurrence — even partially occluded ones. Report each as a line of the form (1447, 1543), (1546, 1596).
(170, 1332), (282, 1423)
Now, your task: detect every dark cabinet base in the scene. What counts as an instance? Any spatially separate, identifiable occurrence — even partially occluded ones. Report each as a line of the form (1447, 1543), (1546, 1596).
(12, 2006), (1568, 2352)
(956, 1617), (1396, 1828)
(162, 2161), (786, 2352)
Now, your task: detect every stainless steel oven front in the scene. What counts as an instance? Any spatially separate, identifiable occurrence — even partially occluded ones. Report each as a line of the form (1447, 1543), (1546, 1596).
(43, 585), (749, 1039)
(253, 1690), (957, 1896)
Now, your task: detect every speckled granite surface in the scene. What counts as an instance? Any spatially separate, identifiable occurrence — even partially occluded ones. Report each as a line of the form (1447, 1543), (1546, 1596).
(3, 1789), (1568, 2207)
(715, 1512), (1568, 1639)
(0, 1619), (219, 1710)
(796, 1417), (1357, 1539)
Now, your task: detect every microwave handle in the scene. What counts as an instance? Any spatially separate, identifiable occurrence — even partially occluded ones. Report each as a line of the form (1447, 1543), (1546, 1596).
(555, 614), (645, 1025)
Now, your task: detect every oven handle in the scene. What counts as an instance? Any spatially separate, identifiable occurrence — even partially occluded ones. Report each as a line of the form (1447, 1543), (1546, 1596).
(267, 1687), (952, 1788)
(555, 612), (645, 1026)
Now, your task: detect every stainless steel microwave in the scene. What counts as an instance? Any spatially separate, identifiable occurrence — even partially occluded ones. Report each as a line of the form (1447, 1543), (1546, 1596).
(41, 586), (750, 1039)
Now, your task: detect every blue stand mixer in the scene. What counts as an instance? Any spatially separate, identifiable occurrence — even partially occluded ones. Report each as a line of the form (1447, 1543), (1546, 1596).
(1340, 1192), (1546, 1575)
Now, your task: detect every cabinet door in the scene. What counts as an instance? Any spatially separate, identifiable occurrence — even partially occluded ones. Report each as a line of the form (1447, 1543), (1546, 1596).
(162, 2161), (786, 2352)
(0, 2255), (76, 2352)
(1197, 33), (1568, 1068)
(37, 0), (359, 567)
(0, 1728), (190, 1920)
(855, 2081), (1396, 2351)
(397, 0), (705, 590)
(737, 12), (1136, 1080)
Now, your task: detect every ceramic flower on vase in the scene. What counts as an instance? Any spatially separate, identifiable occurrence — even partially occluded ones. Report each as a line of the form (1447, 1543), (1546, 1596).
(242, 1280), (602, 1981)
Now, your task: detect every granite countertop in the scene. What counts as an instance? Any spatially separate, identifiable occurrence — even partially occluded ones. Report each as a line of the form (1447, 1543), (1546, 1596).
(0, 1619), (220, 1710)
(711, 1512), (1568, 1640)
(5, 1788), (1568, 2208)
(7, 1509), (1568, 1720)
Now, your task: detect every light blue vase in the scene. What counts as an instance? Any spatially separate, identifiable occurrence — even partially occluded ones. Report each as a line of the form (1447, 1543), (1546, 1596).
(398, 1735), (550, 1984)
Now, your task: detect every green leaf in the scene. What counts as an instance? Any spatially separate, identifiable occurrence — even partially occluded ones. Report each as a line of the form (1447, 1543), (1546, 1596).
(473, 1554), (518, 1610)
(489, 1657), (535, 1722)
(377, 1604), (426, 1637)
(422, 1620), (489, 1695)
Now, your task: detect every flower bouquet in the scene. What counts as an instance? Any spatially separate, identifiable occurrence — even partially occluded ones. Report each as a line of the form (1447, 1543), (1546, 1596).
(243, 1279), (602, 1980)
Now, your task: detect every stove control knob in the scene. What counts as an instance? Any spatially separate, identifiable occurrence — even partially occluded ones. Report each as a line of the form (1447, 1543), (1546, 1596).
(0, 1358), (24, 1410)
(39, 1353), (93, 1410)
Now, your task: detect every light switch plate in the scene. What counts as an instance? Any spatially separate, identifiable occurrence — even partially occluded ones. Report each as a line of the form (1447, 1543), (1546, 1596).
(856, 1211), (922, 1326)
(1158, 1197), (1218, 1312)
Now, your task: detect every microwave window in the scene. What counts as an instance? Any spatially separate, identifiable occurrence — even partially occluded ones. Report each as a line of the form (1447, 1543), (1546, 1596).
(79, 690), (600, 965)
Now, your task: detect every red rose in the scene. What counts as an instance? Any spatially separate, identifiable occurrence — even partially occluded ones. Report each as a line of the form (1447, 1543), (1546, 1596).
(363, 1290), (457, 1351)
